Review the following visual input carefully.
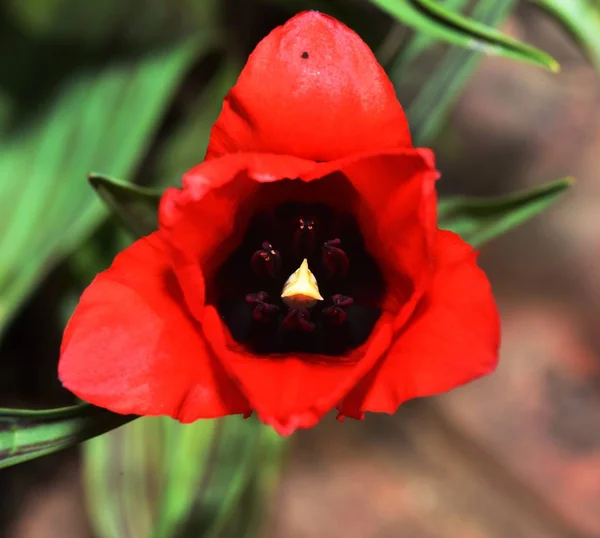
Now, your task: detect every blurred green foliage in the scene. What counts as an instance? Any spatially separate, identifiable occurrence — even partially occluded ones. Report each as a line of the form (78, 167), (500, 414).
(532, 0), (600, 68)
(0, 2), (213, 338)
(85, 415), (286, 538)
(372, 0), (558, 71)
(0, 0), (594, 536)
(403, 0), (520, 144)
(439, 177), (573, 247)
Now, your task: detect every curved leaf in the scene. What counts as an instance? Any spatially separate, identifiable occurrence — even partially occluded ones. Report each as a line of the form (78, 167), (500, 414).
(0, 403), (135, 469)
(378, 0), (470, 69)
(369, 0), (559, 71)
(0, 36), (207, 340)
(531, 0), (600, 69)
(89, 174), (161, 238)
(438, 177), (573, 247)
(406, 0), (517, 145)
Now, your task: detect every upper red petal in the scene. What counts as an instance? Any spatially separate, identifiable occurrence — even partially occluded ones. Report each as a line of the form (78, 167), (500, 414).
(158, 149), (437, 324)
(339, 230), (500, 418)
(158, 153), (315, 321)
(58, 233), (249, 420)
(206, 11), (411, 161)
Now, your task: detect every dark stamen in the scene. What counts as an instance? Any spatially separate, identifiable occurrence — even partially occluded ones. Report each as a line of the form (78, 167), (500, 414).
(216, 202), (384, 356)
(323, 294), (354, 326)
(322, 239), (349, 278)
(251, 241), (281, 278)
(246, 292), (279, 322)
(282, 308), (315, 332)
(293, 217), (317, 258)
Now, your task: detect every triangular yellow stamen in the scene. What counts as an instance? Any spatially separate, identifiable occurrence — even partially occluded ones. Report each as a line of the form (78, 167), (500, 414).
(281, 258), (324, 308)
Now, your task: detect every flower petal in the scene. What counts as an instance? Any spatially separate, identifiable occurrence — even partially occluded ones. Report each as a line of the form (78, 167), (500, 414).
(159, 149), (437, 324)
(339, 230), (500, 418)
(59, 233), (249, 420)
(202, 306), (394, 435)
(159, 149), (439, 432)
(159, 153), (315, 321)
(206, 11), (411, 161)
(336, 148), (438, 319)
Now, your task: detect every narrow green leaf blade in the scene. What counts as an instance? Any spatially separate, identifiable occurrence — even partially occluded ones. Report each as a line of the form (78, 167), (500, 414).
(532, 0), (600, 69)
(406, 0), (517, 145)
(154, 57), (243, 181)
(0, 36), (205, 339)
(0, 404), (135, 469)
(199, 418), (263, 538)
(382, 0), (470, 69)
(369, 0), (559, 71)
(89, 174), (161, 238)
(438, 177), (572, 247)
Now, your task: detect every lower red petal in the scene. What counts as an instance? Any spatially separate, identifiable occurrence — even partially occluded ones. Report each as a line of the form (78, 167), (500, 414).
(202, 306), (394, 435)
(339, 230), (500, 418)
(59, 233), (249, 419)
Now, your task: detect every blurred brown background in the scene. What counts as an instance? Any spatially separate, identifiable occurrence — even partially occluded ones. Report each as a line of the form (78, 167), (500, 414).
(3, 3), (600, 538)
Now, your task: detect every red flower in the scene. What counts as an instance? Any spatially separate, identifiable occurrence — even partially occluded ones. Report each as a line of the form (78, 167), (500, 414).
(58, 11), (499, 434)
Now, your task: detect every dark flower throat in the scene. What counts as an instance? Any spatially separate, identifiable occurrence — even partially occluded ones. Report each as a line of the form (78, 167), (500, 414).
(216, 202), (384, 356)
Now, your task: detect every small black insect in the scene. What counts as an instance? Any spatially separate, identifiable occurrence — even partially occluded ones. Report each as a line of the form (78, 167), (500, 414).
(301, 51), (309, 59)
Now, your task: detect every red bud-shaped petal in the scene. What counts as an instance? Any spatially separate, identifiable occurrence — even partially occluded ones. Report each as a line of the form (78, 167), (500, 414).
(206, 11), (411, 162)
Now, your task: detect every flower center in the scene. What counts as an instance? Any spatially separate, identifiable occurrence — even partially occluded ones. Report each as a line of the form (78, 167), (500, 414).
(215, 202), (384, 356)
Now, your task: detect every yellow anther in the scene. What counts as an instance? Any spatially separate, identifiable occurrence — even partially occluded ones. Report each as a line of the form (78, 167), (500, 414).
(281, 258), (324, 309)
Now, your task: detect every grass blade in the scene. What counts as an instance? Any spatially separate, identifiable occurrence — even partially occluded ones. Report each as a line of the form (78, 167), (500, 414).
(531, 0), (600, 69)
(438, 177), (573, 247)
(405, 0), (518, 145)
(369, 0), (558, 70)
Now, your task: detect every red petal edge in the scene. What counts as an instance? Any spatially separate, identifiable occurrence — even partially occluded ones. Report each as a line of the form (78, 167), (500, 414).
(58, 232), (250, 420)
(339, 230), (501, 418)
(159, 149), (438, 324)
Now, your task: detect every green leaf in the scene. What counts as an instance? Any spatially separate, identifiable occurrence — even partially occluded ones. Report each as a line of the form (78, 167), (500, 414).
(154, 56), (243, 182)
(405, 0), (518, 145)
(89, 174), (161, 238)
(0, 37), (205, 340)
(438, 177), (572, 247)
(84, 417), (219, 538)
(531, 0), (600, 69)
(84, 56), (244, 250)
(84, 415), (288, 538)
(369, 0), (559, 71)
(378, 0), (470, 69)
(0, 404), (135, 469)
(185, 417), (265, 538)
